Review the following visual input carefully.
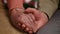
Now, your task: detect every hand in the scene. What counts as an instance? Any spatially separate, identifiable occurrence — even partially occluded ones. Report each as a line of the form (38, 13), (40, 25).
(25, 8), (48, 33)
(9, 8), (35, 34)
(10, 8), (48, 34)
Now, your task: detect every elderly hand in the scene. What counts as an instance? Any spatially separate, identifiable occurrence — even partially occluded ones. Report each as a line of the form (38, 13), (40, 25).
(25, 8), (48, 33)
(9, 8), (35, 34)
(10, 8), (48, 34)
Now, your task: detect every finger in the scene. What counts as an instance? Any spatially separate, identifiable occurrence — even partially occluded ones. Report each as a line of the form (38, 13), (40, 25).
(19, 14), (32, 28)
(17, 23), (21, 26)
(25, 8), (41, 20)
(25, 27), (29, 31)
(17, 14), (33, 32)
(28, 14), (35, 21)
(22, 24), (26, 28)
(26, 14), (34, 26)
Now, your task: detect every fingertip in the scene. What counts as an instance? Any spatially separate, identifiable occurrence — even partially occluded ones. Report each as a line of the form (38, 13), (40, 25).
(22, 24), (26, 28)
(25, 27), (29, 31)
(18, 23), (21, 26)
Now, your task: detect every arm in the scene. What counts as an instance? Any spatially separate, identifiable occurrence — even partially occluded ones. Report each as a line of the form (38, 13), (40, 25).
(39, 0), (59, 18)
(7, 0), (24, 10)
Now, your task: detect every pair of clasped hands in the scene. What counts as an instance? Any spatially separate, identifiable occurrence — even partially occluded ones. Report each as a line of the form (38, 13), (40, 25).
(10, 8), (48, 34)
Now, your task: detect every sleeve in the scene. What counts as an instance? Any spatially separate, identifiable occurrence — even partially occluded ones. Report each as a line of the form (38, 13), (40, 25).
(39, 0), (59, 18)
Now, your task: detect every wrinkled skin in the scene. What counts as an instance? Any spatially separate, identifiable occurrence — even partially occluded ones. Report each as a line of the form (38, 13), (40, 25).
(10, 8), (48, 34)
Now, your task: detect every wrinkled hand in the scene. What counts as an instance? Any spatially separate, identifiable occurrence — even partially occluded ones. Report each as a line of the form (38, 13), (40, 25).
(10, 8), (35, 34)
(10, 8), (48, 34)
(25, 8), (48, 33)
